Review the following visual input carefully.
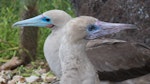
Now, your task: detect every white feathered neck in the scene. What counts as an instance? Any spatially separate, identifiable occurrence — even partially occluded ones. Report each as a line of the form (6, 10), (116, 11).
(59, 17), (100, 84)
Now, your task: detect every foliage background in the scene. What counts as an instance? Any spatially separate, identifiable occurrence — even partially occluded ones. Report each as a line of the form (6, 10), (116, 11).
(0, 0), (74, 60)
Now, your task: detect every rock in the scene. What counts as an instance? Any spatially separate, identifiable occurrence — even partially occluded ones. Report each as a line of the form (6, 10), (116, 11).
(25, 75), (40, 83)
(34, 68), (47, 75)
(0, 76), (6, 84)
(71, 0), (150, 46)
(8, 75), (25, 84)
(41, 73), (56, 83)
(0, 70), (13, 84)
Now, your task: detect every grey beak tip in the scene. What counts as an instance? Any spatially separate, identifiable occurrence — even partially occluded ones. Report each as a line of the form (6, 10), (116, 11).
(12, 24), (16, 27)
(12, 22), (20, 28)
(12, 24), (17, 28)
(127, 24), (138, 30)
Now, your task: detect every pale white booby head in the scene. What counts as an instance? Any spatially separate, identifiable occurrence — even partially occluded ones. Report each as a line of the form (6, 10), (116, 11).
(13, 10), (72, 29)
(65, 16), (136, 42)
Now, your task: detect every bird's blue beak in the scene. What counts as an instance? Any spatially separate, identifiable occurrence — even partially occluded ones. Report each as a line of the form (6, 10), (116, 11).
(13, 15), (54, 28)
(86, 21), (137, 39)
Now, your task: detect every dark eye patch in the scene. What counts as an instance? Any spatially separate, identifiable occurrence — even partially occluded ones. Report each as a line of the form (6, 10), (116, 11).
(89, 25), (96, 31)
(42, 17), (51, 22)
(45, 18), (50, 21)
(87, 25), (98, 32)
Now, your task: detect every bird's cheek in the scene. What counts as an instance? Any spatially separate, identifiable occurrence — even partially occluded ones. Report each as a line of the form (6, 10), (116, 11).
(46, 24), (55, 28)
(85, 33), (96, 40)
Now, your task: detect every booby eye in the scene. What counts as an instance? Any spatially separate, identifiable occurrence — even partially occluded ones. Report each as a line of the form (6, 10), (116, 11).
(45, 18), (50, 21)
(42, 17), (51, 22)
(87, 25), (99, 32)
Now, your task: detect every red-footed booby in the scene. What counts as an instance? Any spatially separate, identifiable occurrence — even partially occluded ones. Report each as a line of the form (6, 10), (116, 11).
(13, 10), (72, 78)
(13, 10), (150, 81)
(59, 16), (136, 84)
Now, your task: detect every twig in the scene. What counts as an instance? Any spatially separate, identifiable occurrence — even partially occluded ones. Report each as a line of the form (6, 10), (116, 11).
(0, 47), (19, 53)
